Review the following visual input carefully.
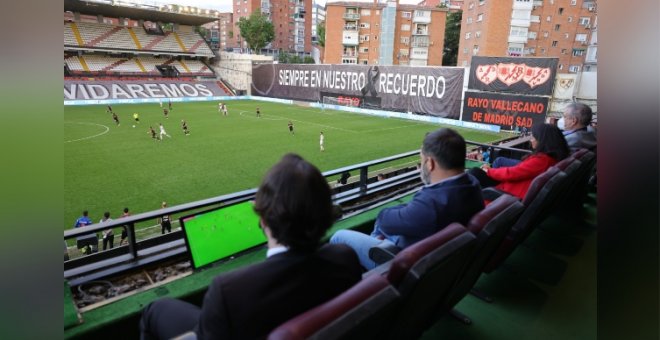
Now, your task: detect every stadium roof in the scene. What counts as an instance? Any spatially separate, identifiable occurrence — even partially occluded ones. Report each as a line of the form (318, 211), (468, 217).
(64, 0), (218, 26)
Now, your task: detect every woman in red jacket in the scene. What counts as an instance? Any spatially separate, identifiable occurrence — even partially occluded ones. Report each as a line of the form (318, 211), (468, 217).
(470, 123), (569, 200)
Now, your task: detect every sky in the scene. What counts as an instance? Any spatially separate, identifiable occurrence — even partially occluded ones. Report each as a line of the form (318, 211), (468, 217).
(143, 0), (420, 13)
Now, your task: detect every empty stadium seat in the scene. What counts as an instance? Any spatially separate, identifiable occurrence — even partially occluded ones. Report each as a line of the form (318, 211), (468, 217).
(440, 194), (525, 324)
(267, 274), (400, 340)
(383, 223), (477, 339)
(483, 167), (567, 272)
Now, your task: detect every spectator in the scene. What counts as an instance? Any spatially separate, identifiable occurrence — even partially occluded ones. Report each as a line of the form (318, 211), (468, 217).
(337, 171), (351, 186)
(99, 211), (114, 250)
(377, 173), (386, 181)
(74, 210), (95, 255)
(330, 128), (484, 270)
(73, 210), (92, 228)
(558, 102), (597, 152)
(469, 123), (570, 200)
(119, 207), (130, 246)
(158, 202), (172, 234)
(140, 154), (362, 340)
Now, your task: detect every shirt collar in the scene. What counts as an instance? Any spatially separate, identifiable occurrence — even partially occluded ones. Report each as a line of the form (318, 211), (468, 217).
(426, 172), (465, 188)
(266, 246), (289, 258)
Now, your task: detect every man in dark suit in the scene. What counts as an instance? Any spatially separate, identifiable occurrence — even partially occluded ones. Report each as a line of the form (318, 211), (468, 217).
(560, 102), (597, 152)
(140, 154), (362, 340)
(330, 128), (485, 270)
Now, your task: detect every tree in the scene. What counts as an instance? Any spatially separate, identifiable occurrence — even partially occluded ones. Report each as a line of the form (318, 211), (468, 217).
(317, 21), (325, 47)
(237, 11), (274, 53)
(290, 55), (303, 64)
(442, 10), (462, 66)
(278, 51), (290, 63)
(303, 56), (315, 64)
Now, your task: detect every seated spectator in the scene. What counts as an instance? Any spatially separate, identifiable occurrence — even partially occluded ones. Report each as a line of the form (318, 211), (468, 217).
(558, 102), (597, 152)
(329, 128), (484, 270)
(140, 154), (362, 340)
(469, 123), (570, 200)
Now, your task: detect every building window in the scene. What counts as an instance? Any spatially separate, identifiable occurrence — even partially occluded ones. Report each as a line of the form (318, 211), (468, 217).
(342, 58), (357, 64)
(528, 31), (537, 39)
(401, 24), (410, 31)
(467, 17), (473, 24)
(473, 45), (479, 55)
(540, 48), (546, 54)
(571, 0), (576, 5)
(558, 7), (564, 14)
(400, 36), (409, 44)
(569, 65), (580, 72)
(360, 35), (370, 42)
(565, 33), (570, 39)
(575, 33), (587, 42)
(546, 15), (552, 22)
(561, 48), (567, 54)
(477, 13), (483, 21)
(360, 47), (369, 53)
(463, 47), (468, 54)
(399, 49), (409, 57)
(554, 24), (560, 31)
(543, 31), (549, 38)
(579, 17), (591, 26)
(510, 27), (528, 37)
(572, 49), (585, 56)
(361, 9), (370, 16)
(360, 23), (370, 29)
(401, 11), (411, 18)
(469, 2), (474, 9)
(476, 31), (481, 38)
(552, 40), (558, 47)
(567, 16), (573, 22)
(559, 64), (563, 70)
(465, 32), (471, 39)
(374, 35), (378, 40)
(362, 60), (368, 65)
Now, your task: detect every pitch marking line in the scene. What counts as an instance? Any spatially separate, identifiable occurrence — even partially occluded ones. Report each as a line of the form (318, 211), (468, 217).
(238, 110), (357, 133)
(64, 122), (110, 143)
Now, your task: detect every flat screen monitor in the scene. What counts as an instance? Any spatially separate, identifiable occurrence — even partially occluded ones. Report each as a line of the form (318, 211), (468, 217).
(180, 201), (267, 270)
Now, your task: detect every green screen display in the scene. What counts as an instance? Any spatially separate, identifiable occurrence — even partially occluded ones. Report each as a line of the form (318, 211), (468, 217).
(181, 201), (267, 269)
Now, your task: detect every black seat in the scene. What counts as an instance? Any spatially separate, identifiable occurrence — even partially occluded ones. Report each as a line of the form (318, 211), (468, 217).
(267, 274), (400, 340)
(383, 223), (477, 339)
(440, 194), (525, 324)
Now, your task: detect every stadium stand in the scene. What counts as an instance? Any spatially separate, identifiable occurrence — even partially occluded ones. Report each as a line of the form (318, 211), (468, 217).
(64, 54), (213, 77)
(64, 21), (214, 57)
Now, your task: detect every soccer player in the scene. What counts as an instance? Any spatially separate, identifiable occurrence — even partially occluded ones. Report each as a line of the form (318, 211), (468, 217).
(256, 107), (261, 118)
(148, 126), (158, 140)
(319, 131), (325, 152)
(288, 121), (294, 135)
(107, 105), (113, 113)
(218, 102), (222, 113)
(163, 108), (169, 119)
(112, 111), (120, 126)
(159, 100), (163, 108)
(181, 119), (190, 136)
(168, 100), (173, 111)
(133, 113), (140, 125)
(223, 103), (228, 116)
(159, 123), (171, 139)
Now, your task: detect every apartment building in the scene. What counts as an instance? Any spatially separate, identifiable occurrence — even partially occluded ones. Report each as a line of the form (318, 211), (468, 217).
(233, 0), (313, 54)
(312, 2), (326, 44)
(324, 0), (447, 66)
(457, 0), (597, 72)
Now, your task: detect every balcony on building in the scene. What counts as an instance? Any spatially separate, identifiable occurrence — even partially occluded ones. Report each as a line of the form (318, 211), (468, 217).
(508, 34), (527, 44)
(342, 31), (359, 45)
(410, 47), (428, 60)
(411, 36), (430, 48)
(530, 15), (540, 23)
(532, 0), (543, 7)
(413, 24), (429, 35)
(343, 9), (360, 20)
(344, 24), (358, 31)
(513, 0), (534, 10)
(412, 10), (431, 24)
(342, 47), (358, 58)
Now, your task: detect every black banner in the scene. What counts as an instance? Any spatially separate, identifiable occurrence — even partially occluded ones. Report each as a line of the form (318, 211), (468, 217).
(468, 56), (558, 96)
(461, 91), (548, 130)
(251, 64), (464, 118)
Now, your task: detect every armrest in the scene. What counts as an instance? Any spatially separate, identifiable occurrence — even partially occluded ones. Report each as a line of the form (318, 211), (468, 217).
(172, 331), (197, 340)
(482, 187), (507, 202)
(368, 242), (402, 265)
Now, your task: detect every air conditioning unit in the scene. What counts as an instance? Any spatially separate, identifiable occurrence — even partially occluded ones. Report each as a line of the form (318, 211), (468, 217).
(588, 6), (595, 11)
(585, 24), (591, 29)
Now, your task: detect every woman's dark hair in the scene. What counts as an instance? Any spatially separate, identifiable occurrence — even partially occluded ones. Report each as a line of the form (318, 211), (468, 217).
(253, 153), (334, 252)
(531, 123), (570, 161)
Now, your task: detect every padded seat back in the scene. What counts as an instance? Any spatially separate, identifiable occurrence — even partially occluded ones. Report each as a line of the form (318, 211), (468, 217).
(443, 194), (524, 310)
(268, 274), (400, 340)
(485, 167), (567, 272)
(384, 223), (476, 339)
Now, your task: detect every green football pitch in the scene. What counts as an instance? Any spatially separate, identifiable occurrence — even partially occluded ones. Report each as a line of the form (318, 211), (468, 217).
(64, 99), (506, 230)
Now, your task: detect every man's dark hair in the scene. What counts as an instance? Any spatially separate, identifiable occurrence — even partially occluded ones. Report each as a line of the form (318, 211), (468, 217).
(124, 207), (129, 213)
(531, 123), (570, 161)
(104, 211), (110, 219)
(254, 153), (334, 252)
(83, 210), (88, 216)
(422, 128), (466, 170)
(565, 102), (593, 127)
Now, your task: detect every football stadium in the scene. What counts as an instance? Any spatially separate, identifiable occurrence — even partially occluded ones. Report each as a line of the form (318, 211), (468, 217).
(63, 0), (597, 339)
